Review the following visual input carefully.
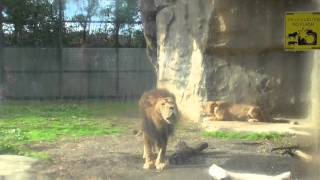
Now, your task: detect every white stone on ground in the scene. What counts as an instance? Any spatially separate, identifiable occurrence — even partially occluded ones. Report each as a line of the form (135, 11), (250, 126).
(0, 155), (38, 180)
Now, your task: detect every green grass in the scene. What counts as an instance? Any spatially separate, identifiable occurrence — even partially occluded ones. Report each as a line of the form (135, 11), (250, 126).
(0, 101), (138, 159)
(203, 131), (288, 141)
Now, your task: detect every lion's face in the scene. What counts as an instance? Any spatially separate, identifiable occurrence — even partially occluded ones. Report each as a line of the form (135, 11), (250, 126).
(155, 97), (177, 124)
(213, 106), (227, 120)
(211, 101), (229, 120)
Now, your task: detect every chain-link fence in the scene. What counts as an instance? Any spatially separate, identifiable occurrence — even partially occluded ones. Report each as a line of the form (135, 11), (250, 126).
(0, 0), (145, 48)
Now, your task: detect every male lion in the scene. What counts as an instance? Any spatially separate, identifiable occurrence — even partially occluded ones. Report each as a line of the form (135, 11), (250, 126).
(204, 101), (268, 122)
(139, 89), (179, 170)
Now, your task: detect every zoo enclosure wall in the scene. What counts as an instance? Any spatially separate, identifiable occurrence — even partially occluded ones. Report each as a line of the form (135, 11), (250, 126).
(0, 48), (156, 100)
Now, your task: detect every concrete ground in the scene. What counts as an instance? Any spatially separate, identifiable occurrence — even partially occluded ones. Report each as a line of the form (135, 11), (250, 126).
(202, 118), (313, 135)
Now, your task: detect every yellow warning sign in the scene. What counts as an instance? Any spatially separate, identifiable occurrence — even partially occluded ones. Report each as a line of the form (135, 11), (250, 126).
(285, 12), (320, 51)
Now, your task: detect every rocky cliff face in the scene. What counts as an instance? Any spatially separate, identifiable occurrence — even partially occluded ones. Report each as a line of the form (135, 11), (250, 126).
(140, 0), (319, 121)
(157, 0), (213, 121)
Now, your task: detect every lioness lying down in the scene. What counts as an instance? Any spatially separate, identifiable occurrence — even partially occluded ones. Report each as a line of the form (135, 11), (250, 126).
(139, 89), (179, 170)
(202, 101), (269, 122)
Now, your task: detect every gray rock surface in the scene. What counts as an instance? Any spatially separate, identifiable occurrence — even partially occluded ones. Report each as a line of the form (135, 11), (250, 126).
(140, 0), (320, 121)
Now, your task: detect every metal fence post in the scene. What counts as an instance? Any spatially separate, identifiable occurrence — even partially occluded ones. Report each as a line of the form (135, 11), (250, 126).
(57, 0), (64, 99)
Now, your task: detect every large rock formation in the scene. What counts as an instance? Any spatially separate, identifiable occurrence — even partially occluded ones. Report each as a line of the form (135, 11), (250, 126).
(140, 0), (319, 121)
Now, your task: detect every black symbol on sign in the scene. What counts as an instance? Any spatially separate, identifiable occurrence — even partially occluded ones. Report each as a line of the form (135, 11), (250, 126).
(287, 29), (317, 46)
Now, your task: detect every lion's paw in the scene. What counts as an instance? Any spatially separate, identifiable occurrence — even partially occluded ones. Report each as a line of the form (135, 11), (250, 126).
(248, 118), (259, 123)
(143, 161), (155, 170)
(155, 161), (168, 170)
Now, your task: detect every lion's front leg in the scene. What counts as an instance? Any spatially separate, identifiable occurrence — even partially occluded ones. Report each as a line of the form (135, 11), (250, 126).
(143, 134), (155, 169)
(155, 141), (168, 170)
(143, 142), (156, 159)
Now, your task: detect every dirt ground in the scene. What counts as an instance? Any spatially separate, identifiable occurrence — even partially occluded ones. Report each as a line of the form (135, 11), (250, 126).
(26, 118), (319, 180)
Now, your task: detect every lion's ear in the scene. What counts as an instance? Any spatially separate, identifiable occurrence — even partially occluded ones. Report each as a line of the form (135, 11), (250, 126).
(146, 96), (157, 106)
(211, 101), (217, 106)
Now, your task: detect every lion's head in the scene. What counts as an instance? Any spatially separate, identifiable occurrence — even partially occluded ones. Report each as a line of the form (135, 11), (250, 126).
(211, 101), (229, 120)
(155, 97), (177, 124)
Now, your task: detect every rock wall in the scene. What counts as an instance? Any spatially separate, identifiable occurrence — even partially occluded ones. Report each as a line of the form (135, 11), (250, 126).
(202, 0), (317, 117)
(157, 0), (213, 121)
(310, 2), (320, 175)
(141, 0), (319, 121)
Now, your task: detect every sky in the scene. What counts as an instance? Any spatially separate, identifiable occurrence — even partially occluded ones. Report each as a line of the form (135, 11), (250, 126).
(65, 0), (142, 34)
(64, 0), (113, 20)
(64, 0), (138, 33)
(2, 0), (142, 34)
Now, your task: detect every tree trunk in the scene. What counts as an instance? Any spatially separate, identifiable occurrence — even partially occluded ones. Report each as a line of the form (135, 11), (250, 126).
(0, 0), (4, 85)
(82, 24), (87, 44)
(0, 1), (3, 45)
(139, 0), (158, 77)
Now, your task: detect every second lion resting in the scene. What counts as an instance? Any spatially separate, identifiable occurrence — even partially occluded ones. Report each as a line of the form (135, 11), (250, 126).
(202, 101), (269, 122)
(139, 89), (179, 170)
